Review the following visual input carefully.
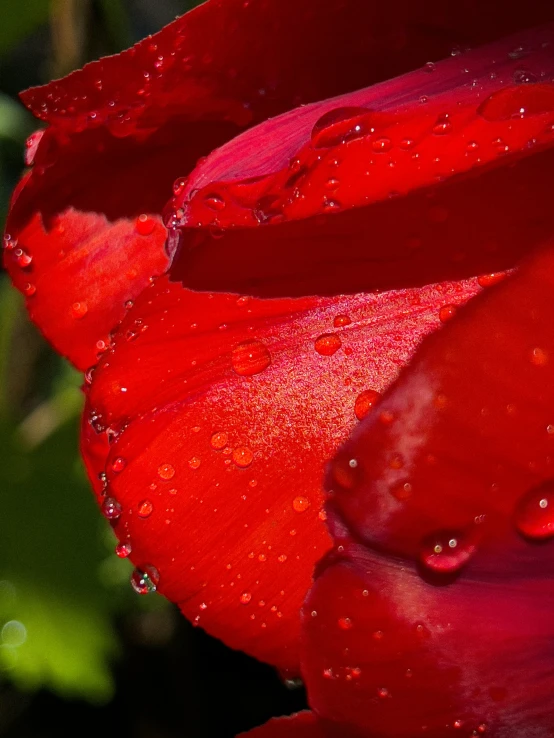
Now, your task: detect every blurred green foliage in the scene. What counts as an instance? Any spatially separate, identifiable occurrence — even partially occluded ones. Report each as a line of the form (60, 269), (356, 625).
(0, 0), (200, 707)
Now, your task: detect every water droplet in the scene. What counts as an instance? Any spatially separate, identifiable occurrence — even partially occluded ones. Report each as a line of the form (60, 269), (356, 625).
(211, 432), (228, 450)
(390, 480), (413, 501)
(22, 282), (36, 296)
(513, 69), (538, 85)
(71, 302), (88, 319)
(420, 530), (475, 573)
(477, 272), (507, 287)
(311, 106), (372, 148)
(333, 314), (351, 327)
(515, 482), (554, 539)
(101, 496), (122, 520)
(424, 61), (436, 73)
(439, 304), (457, 322)
(432, 113), (452, 135)
(130, 565), (160, 594)
(292, 496), (310, 512)
(377, 687), (390, 699)
(111, 456), (126, 473)
(372, 136), (392, 153)
(231, 340), (271, 376)
(314, 333), (341, 356)
(135, 214), (156, 236)
(240, 591), (252, 604)
(477, 84), (554, 121)
(115, 541), (132, 558)
(233, 446), (253, 468)
(338, 616), (353, 630)
(203, 192), (226, 210)
(158, 463), (175, 480)
(138, 499), (153, 518)
(531, 347), (548, 366)
(173, 178), (187, 195)
(354, 389), (381, 420)
(188, 456), (201, 470)
(14, 248), (32, 268)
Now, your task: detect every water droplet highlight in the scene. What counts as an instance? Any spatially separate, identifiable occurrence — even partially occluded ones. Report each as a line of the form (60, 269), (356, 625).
(130, 565), (160, 594)
(315, 333), (341, 356)
(231, 340), (271, 376)
(515, 482), (554, 539)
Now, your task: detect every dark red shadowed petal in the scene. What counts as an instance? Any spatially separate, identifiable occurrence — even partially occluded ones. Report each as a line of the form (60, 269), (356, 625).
(238, 711), (333, 737)
(302, 245), (554, 736)
(170, 24), (554, 298)
(80, 272), (480, 672)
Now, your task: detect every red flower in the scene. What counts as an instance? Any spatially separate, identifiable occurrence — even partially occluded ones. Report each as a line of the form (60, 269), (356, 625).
(5, 0), (554, 734)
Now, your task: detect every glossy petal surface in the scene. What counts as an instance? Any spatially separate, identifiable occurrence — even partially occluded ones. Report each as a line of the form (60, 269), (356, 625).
(81, 272), (479, 672)
(170, 24), (554, 297)
(303, 246), (554, 736)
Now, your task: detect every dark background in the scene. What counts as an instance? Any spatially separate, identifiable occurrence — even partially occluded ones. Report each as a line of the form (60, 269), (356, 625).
(0, 2), (307, 735)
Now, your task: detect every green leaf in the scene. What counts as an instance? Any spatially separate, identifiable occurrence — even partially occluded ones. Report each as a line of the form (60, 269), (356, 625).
(0, 415), (122, 703)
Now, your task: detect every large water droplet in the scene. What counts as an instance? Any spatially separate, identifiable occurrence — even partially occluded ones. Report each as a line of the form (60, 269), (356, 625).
(354, 389), (381, 420)
(432, 113), (452, 135)
(158, 463), (175, 480)
(232, 446), (253, 468)
(515, 481), (554, 539)
(130, 565), (160, 594)
(137, 499), (153, 518)
(477, 84), (554, 122)
(135, 214), (156, 236)
(311, 106), (372, 148)
(292, 496), (310, 512)
(211, 432), (228, 450)
(420, 531), (475, 573)
(115, 541), (132, 558)
(314, 333), (341, 356)
(101, 496), (122, 521)
(231, 340), (271, 376)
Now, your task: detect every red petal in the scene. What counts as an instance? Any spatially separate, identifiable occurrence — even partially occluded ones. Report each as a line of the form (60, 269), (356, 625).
(170, 25), (554, 297)
(81, 272), (479, 672)
(8, 2), (554, 367)
(238, 712), (332, 738)
(302, 246), (554, 736)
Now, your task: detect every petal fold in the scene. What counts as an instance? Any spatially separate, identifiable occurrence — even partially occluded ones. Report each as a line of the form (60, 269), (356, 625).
(302, 244), (554, 736)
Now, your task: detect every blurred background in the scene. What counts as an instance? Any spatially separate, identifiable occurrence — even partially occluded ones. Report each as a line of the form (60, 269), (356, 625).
(0, 1), (307, 735)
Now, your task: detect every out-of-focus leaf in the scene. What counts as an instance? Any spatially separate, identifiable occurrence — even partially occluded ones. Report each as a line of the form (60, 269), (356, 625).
(0, 0), (50, 56)
(0, 416), (120, 703)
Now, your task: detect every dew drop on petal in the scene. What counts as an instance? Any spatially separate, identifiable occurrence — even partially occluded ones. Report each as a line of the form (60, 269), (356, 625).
(338, 617), (353, 630)
(101, 496), (122, 520)
(477, 83), (554, 122)
(111, 456), (126, 473)
(240, 591), (252, 604)
(530, 347), (548, 366)
(211, 432), (228, 450)
(135, 214), (156, 236)
(115, 541), (132, 558)
(310, 106), (371, 148)
(71, 301), (88, 319)
(354, 389), (381, 420)
(432, 113), (452, 135)
(130, 565), (160, 594)
(188, 456), (201, 470)
(372, 136), (392, 153)
(420, 531), (475, 574)
(477, 272), (507, 288)
(233, 446), (254, 468)
(158, 463), (175, 480)
(23, 282), (36, 296)
(515, 482), (554, 539)
(439, 304), (457, 323)
(315, 333), (342, 356)
(292, 496), (310, 512)
(231, 340), (271, 376)
(138, 499), (153, 518)
(333, 314), (351, 327)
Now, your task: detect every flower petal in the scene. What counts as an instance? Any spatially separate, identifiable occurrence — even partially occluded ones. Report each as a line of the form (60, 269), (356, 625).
(81, 271), (479, 672)
(238, 712), (331, 738)
(169, 24), (554, 297)
(302, 245), (554, 736)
